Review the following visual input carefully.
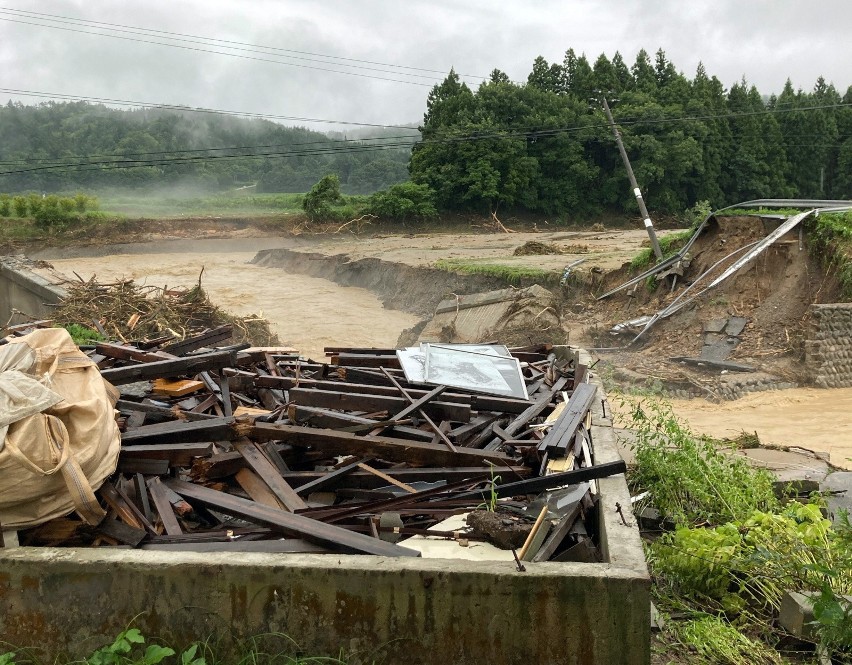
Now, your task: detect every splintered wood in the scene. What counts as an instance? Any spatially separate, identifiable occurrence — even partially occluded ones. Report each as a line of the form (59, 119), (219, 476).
(8, 321), (622, 561)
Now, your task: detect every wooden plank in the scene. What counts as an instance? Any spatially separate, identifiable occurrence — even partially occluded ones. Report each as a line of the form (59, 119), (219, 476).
(120, 417), (235, 446)
(357, 463), (417, 493)
(116, 399), (218, 422)
(455, 460), (627, 501)
(248, 423), (513, 468)
(152, 378), (205, 397)
(287, 405), (434, 442)
(234, 440), (308, 512)
(119, 443), (214, 466)
(134, 473), (153, 523)
(96, 518), (147, 547)
(532, 500), (584, 562)
(100, 349), (238, 385)
(99, 481), (155, 534)
(294, 457), (373, 496)
(165, 478), (421, 557)
(288, 388), (470, 423)
(537, 383), (598, 456)
(161, 324), (233, 356)
(96, 342), (174, 363)
(235, 468), (285, 510)
(331, 353), (401, 368)
(483, 376), (568, 450)
(256, 375), (532, 414)
(147, 477), (183, 535)
(117, 457), (170, 475)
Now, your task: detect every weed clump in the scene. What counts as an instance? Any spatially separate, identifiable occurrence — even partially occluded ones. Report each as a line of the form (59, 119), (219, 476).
(625, 398), (777, 526)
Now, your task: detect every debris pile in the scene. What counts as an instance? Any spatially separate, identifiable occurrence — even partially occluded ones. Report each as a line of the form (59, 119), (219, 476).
(2, 321), (623, 561)
(51, 276), (277, 346)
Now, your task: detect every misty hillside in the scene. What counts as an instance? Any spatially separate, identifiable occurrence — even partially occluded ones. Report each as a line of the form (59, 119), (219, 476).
(0, 101), (415, 194)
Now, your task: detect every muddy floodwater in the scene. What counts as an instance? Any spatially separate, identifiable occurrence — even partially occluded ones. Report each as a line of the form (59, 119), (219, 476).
(48, 251), (419, 360)
(40, 235), (851, 468)
(669, 388), (852, 470)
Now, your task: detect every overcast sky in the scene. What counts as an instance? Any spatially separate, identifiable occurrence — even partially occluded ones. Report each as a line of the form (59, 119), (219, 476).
(0, 1), (850, 132)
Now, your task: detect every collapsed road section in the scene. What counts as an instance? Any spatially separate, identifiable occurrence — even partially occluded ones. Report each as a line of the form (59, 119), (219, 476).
(0, 314), (648, 664)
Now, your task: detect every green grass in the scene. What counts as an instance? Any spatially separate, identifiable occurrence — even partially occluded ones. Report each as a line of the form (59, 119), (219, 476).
(809, 210), (852, 300)
(433, 258), (557, 284)
(98, 193), (307, 218)
(0, 629), (375, 665)
(629, 229), (694, 273)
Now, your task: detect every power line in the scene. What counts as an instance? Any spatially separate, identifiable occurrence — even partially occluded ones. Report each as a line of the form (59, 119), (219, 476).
(0, 87), (421, 131)
(0, 5), (489, 82)
(0, 14), (435, 87)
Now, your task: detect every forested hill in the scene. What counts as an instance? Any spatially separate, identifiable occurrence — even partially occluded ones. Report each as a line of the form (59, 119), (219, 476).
(0, 102), (413, 194)
(410, 49), (852, 215)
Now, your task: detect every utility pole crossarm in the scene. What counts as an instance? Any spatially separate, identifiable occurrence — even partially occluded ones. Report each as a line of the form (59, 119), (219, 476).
(601, 96), (664, 261)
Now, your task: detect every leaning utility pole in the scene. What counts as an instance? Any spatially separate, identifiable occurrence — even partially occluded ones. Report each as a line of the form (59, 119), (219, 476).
(601, 96), (663, 261)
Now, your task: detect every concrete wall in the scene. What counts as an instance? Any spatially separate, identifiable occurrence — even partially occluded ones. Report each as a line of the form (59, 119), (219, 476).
(0, 352), (649, 665)
(0, 257), (66, 326)
(805, 304), (852, 388)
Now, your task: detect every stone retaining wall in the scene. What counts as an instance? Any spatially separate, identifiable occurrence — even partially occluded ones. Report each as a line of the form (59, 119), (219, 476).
(806, 304), (852, 388)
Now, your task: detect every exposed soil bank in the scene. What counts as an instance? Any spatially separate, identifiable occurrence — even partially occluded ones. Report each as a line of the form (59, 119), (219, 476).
(251, 247), (540, 317)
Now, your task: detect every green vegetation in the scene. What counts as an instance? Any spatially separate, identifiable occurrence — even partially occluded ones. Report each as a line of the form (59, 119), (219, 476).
(628, 229), (693, 272)
(302, 174), (345, 222)
(368, 181), (438, 222)
(626, 397), (777, 525)
(810, 210), (852, 300)
(412, 52), (851, 217)
(61, 323), (105, 345)
(670, 615), (781, 665)
(433, 258), (556, 284)
(621, 395), (852, 662)
(0, 102), (410, 195)
(0, 628), (367, 665)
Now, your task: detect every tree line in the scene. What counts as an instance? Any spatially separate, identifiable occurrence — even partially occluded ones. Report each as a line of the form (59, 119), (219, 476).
(0, 101), (411, 195)
(409, 48), (852, 216)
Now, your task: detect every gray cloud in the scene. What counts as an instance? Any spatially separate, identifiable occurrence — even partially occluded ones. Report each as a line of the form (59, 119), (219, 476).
(0, 0), (849, 132)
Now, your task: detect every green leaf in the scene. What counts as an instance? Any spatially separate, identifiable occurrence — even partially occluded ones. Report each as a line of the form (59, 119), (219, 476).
(124, 629), (145, 645)
(142, 644), (175, 665)
(0, 652), (17, 665)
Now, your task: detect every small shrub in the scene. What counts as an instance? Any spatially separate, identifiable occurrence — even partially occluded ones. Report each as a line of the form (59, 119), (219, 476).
(61, 324), (104, 345)
(59, 196), (76, 213)
(369, 181), (437, 223)
(12, 196), (27, 217)
(302, 174), (344, 222)
(0, 194), (10, 217)
(26, 194), (42, 215)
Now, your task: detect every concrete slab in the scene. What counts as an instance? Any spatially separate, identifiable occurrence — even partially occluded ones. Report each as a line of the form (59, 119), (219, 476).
(732, 447), (831, 490)
(821, 472), (852, 525)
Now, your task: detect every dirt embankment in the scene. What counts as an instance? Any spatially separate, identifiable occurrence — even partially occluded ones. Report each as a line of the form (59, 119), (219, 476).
(250, 248), (542, 317)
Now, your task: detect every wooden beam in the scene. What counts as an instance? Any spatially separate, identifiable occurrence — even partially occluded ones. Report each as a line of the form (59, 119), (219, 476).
(233, 440), (307, 512)
(256, 375), (532, 414)
(288, 387), (470, 423)
(248, 423), (513, 467)
(293, 457), (373, 496)
(455, 460), (627, 501)
(121, 417), (235, 446)
(235, 468), (285, 510)
(537, 383), (597, 456)
(119, 443), (213, 467)
(165, 478), (421, 557)
(100, 349), (238, 385)
(146, 477), (183, 535)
